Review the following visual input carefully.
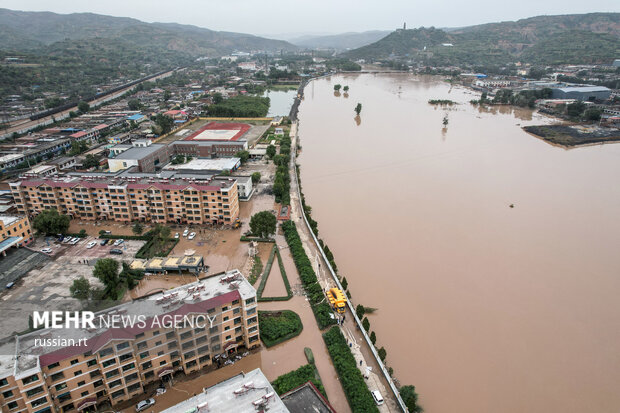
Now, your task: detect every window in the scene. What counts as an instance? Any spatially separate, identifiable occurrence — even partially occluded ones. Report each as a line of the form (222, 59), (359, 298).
(180, 331), (192, 340)
(87, 359), (97, 367)
(7, 401), (18, 410)
(166, 331), (175, 339)
(70, 359), (79, 365)
(185, 360), (197, 369)
(111, 389), (125, 399)
(102, 358), (116, 368)
(116, 342), (129, 351)
(77, 381), (85, 387)
(199, 355), (210, 364)
(31, 396), (48, 407)
(109, 379), (122, 388)
(22, 374), (39, 385)
(125, 372), (139, 383)
(105, 369), (119, 379)
(51, 372), (65, 381)
(99, 347), (113, 357)
(160, 360), (167, 366)
(183, 351), (195, 359)
(144, 371), (154, 380)
(122, 363), (136, 372)
(81, 390), (89, 396)
(3, 390), (13, 398)
(140, 351), (149, 359)
(47, 362), (60, 369)
(152, 330), (160, 336)
(0, 378), (7, 387)
(73, 370), (82, 376)
(142, 361), (152, 370)
(55, 383), (67, 391)
(245, 297), (255, 305)
(119, 353), (133, 362)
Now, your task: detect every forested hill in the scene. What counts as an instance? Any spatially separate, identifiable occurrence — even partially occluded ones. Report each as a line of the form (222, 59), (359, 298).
(0, 8), (297, 54)
(0, 8), (297, 98)
(345, 13), (620, 65)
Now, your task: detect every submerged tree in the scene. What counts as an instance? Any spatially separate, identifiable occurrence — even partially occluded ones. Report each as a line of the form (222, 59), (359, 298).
(334, 84), (342, 92)
(354, 103), (362, 115)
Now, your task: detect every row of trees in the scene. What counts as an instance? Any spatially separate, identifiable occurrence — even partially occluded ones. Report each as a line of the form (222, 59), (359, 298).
(208, 95), (270, 117)
(70, 259), (143, 301)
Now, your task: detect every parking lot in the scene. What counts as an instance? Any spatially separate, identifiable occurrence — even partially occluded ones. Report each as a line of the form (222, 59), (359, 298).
(1, 236), (146, 309)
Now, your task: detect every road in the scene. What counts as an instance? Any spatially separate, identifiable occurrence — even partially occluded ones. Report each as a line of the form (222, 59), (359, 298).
(1, 69), (176, 137)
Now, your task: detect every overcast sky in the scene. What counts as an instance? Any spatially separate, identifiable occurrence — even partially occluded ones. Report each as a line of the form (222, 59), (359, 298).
(2, 0), (619, 38)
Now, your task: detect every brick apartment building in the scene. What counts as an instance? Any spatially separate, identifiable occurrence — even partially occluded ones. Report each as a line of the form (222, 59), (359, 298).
(0, 271), (259, 412)
(0, 215), (32, 256)
(9, 173), (240, 225)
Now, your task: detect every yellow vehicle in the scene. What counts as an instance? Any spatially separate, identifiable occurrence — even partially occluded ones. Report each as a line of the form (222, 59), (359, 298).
(232, 219), (241, 229)
(327, 287), (347, 314)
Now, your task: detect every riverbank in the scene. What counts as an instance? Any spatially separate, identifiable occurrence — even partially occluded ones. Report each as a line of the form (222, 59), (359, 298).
(523, 124), (620, 147)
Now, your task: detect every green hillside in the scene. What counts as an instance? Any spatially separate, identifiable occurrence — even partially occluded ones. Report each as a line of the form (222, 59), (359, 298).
(345, 13), (620, 65)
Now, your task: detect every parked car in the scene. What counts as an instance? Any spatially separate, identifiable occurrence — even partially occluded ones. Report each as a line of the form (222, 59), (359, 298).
(40, 248), (53, 254)
(174, 232), (180, 239)
(6, 282), (15, 289)
(135, 398), (155, 412)
(188, 232), (196, 240)
(182, 229), (189, 237)
(113, 239), (124, 246)
(372, 390), (384, 406)
(62, 237), (73, 244)
(70, 237), (80, 245)
(100, 239), (108, 246)
(102, 230), (112, 235)
(86, 241), (97, 249)
(110, 249), (123, 255)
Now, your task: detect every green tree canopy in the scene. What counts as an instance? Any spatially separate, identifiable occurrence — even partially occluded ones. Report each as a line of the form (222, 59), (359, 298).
(127, 99), (142, 110)
(77, 101), (90, 113)
(400, 385), (424, 413)
(236, 150), (250, 164)
(132, 222), (144, 235)
(249, 211), (277, 238)
(251, 172), (261, 184)
(266, 144), (276, 158)
(70, 277), (92, 300)
(354, 103), (362, 115)
(93, 258), (120, 296)
(154, 114), (174, 134)
(32, 208), (70, 235)
(334, 84), (342, 91)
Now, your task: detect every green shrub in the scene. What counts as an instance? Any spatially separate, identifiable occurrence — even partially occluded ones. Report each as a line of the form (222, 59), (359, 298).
(258, 310), (303, 347)
(271, 364), (326, 398)
(323, 327), (379, 413)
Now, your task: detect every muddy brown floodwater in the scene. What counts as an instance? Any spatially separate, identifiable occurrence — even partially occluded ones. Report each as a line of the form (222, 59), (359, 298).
(297, 74), (620, 413)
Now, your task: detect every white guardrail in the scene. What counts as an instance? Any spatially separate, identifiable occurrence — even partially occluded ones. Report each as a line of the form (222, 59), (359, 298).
(290, 116), (409, 412)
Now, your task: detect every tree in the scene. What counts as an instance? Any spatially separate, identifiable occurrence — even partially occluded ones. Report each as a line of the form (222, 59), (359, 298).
(212, 92), (223, 104)
(334, 84), (342, 91)
(69, 140), (89, 156)
(235, 150), (250, 164)
(356, 304), (365, 320)
(400, 385), (424, 413)
(362, 317), (370, 332)
(584, 108), (602, 121)
(341, 277), (348, 290)
(127, 99), (142, 110)
(82, 154), (99, 169)
(343, 85), (349, 92)
(32, 209), (70, 235)
(251, 172), (261, 184)
(249, 211), (276, 238)
(78, 229), (87, 237)
(378, 346), (387, 362)
(266, 144), (276, 159)
(163, 90), (171, 101)
(132, 222), (144, 235)
(77, 101), (90, 113)
(70, 277), (92, 300)
(154, 114), (174, 134)
(567, 101), (586, 118)
(93, 258), (121, 295)
(370, 331), (377, 345)
(354, 103), (362, 115)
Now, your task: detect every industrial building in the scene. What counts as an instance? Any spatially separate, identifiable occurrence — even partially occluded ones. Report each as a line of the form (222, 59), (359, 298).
(0, 271), (259, 412)
(551, 86), (612, 101)
(107, 140), (171, 173)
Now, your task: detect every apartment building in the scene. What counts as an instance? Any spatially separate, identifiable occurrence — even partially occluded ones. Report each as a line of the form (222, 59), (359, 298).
(9, 173), (240, 225)
(0, 215), (32, 255)
(0, 270), (260, 412)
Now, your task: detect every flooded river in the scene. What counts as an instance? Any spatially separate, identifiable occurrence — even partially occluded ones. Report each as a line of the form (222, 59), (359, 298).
(297, 74), (620, 413)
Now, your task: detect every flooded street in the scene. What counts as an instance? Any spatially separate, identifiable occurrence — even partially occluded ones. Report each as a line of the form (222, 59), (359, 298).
(297, 74), (620, 413)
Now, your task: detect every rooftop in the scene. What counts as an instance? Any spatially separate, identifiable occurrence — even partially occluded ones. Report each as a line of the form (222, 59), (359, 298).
(113, 144), (166, 160)
(164, 157), (240, 172)
(184, 122), (251, 142)
(0, 269), (256, 379)
(160, 368), (289, 413)
(0, 215), (20, 227)
(281, 382), (337, 413)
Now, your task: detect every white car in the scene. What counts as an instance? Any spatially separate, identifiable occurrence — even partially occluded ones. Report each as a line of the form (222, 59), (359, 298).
(86, 241), (97, 249)
(113, 239), (124, 246)
(174, 232), (180, 239)
(182, 229), (189, 237)
(188, 232), (196, 240)
(40, 248), (53, 254)
(372, 390), (384, 406)
(135, 398), (155, 412)
(70, 237), (80, 245)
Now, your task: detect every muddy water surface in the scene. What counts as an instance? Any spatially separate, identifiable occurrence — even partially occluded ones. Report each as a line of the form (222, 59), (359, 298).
(297, 74), (620, 413)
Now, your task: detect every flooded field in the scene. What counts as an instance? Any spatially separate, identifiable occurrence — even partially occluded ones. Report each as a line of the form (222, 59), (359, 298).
(297, 74), (620, 413)
(263, 88), (297, 117)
